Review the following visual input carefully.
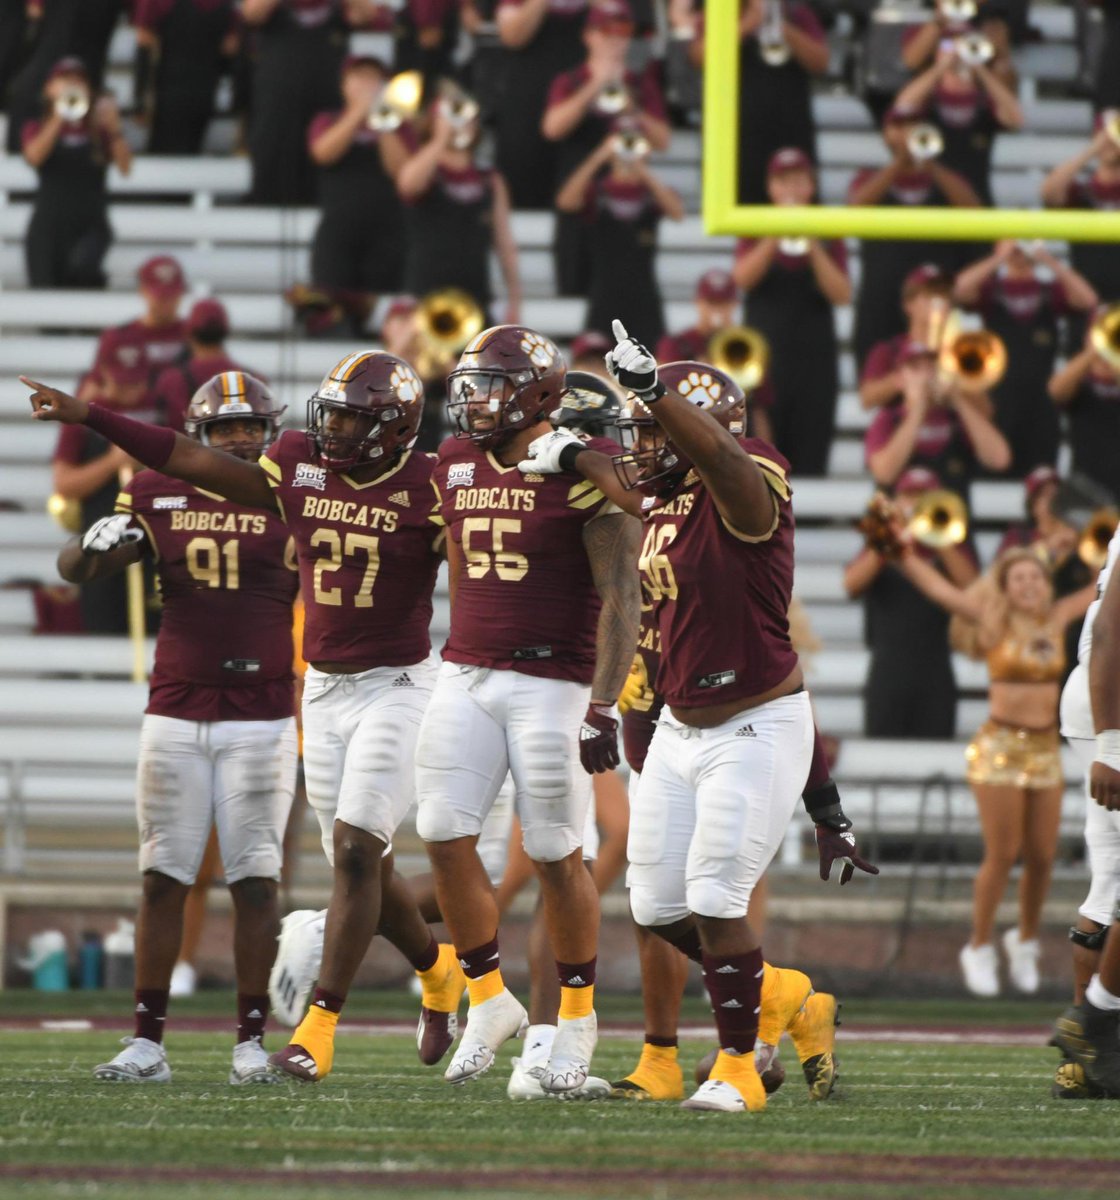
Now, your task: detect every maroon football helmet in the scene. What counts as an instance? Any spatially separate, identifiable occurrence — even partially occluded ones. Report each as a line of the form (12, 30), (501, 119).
(446, 325), (565, 449)
(613, 361), (744, 497)
(306, 350), (425, 471)
(185, 372), (285, 461)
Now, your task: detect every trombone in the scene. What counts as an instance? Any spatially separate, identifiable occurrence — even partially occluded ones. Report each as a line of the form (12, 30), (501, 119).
(612, 127), (650, 161)
(709, 325), (770, 391)
(594, 80), (631, 117)
(1078, 508), (1119, 570)
(437, 79), (481, 149)
(906, 123), (944, 162)
(934, 307), (1007, 391)
(368, 70), (423, 132)
(54, 87), (90, 122)
(414, 288), (485, 381)
(759, 0), (790, 66)
(1090, 302), (1120, 373)
(907, 488), (969, 549)
(955, 31), (994, 67)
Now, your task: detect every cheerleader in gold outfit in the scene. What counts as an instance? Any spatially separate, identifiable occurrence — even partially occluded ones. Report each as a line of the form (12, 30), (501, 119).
(900, 547), (1094, 997)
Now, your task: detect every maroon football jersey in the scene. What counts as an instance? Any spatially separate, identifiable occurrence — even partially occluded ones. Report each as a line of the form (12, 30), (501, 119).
(117, 471), (298, 722)
(260, 431), (442, 668)
(432, 435), (620, 684)
(638, 438), (799, 709)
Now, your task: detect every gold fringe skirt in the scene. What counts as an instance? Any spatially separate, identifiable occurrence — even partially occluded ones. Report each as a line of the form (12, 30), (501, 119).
(965, 719), (1062, 789)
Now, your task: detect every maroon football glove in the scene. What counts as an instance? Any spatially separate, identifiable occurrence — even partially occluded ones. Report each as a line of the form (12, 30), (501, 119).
(579, 703), (619, 774)
(815, 824), (879, 886)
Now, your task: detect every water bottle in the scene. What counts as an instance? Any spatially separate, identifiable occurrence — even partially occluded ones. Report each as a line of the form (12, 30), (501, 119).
(78, 931), (104, 989)
(19, 930), (69, 991)
(103, 918), (135, 990)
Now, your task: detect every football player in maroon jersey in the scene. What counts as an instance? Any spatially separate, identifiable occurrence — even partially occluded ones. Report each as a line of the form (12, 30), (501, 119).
(415, 325), (642, 1094)
(56, 372), (296, 1084)
(25, 354), (465, 1085)
(517, 322), (875, 1113)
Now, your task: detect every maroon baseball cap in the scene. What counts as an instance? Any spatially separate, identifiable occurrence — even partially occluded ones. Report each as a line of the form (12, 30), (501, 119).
(586, 0), (634, 34)
(767, 147), (812, 178)
(902, 263), (951, 298)
(895, 466), (942, 496)
(96, 327), (151, 386)
(46, 56), (89, 84)
(187, 299), (229, 337)
(570, 330), (613, 361)
(695, 268), (737, 304)
(343, 53), (387, 74)
(138, 255), (186, 299)
(1024, 465), (1060, 500)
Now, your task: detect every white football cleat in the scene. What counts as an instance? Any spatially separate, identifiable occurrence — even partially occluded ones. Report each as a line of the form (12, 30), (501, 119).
(444, 988), (528, 1084)
(230, 1039), (280, 1085)
(1002, 928), (1041, 995)
(959, 941), (1000, 998)
(269, 909), (326, 1027)
(169, 961), (197, 998)
(681, 1079), (746, 1112)
(507, 1056), (611, 1101)
(93, 1037), (171, 1083)
(540, 1012), (597, 1094)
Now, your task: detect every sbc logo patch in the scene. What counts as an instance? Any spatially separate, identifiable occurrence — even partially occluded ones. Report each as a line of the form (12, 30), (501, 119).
(447, 463), (476, 488)
(294, 463), (327, 490)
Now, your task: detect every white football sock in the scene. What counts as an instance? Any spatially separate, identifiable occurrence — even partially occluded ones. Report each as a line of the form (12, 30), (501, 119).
(1085, 974), (1120, 1011)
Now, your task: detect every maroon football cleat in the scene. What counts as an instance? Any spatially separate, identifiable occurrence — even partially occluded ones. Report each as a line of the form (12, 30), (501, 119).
(417, 1007), (459, 1066)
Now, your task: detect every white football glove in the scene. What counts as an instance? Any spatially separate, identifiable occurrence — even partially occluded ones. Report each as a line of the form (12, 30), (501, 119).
(605, 318), (662, 399)
(80, 514), (144, 555)
(517, 428), (586, 475)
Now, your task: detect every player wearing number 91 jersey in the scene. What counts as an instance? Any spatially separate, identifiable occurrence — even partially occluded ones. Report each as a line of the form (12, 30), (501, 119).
(24, 354), (467, 1090)
(56, 372), (298, 1087)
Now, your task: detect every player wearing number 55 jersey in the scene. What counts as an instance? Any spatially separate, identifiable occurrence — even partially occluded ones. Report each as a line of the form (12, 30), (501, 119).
(415, 325), (642, 1095)
(55, 373), (298, 1086)
(24, 354), (465, 1087)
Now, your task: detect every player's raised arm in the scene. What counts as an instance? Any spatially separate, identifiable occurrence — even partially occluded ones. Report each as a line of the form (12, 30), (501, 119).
(57, 516), (145, 585)
(603, 323), (777, 538)
(24, 376), (279, 514)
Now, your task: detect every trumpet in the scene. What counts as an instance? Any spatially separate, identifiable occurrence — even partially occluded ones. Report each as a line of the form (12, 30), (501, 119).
(368, 70), (423, 132)
(612, 127), (650, 161)
(778, 237), (809, 256)
(54, 86), (90, 122)
(955, 31), (993, 67)
(414, 287), (485, 381)
(940, 328), (1008, 391)
(907, 122), (944, 162)
(907, 488), (969, 549)
(858, 492), (904, 557)
(437, 79), (480, 148)
(709, 325), (770, 391)
(939, 0), (977, 22)
(759, 0), (790, 66)
(1078, 508), (1119, 570)
(594, 79), (631, 117)
(1090, 302), (1120, 373)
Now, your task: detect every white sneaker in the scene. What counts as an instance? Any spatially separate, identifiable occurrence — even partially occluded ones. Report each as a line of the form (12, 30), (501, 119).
(230, 1038), (280, 1085)
(269, 909), (326, 1027)
(93, 1037), (171, 1083)
(169, 961), (196, 998)
(959, 941), (1000, 997)
(1002, 928), (1041, 994)
(540, 1012), (597, 1094)
(444, 988), (528, 1084)
(681, 1079), (745, 1112)
(507, 1055), (611, 1100)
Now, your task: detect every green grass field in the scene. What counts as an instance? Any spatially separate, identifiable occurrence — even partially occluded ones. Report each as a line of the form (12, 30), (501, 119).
(0, 992), (1116, 1200)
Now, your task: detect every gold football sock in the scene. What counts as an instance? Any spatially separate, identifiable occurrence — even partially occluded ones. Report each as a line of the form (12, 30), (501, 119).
(558, 984), (594, 1020)
(290, 1004), (339, 1077)
(465, 967), (505, 1007)
(709, 1049), (767, 1112)
(417, 943), (465, 1013)
(613, 1043), (684, 1101)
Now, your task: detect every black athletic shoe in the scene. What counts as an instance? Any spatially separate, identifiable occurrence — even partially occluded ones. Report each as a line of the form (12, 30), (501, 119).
(1052, 1003), (1120, 1096)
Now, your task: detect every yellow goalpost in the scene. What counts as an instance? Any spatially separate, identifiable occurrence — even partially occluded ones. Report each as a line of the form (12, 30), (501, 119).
(701, 0), (1120, 243)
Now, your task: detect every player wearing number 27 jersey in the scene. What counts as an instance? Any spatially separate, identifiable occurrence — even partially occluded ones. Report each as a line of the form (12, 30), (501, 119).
(23, 353), (466, 1089)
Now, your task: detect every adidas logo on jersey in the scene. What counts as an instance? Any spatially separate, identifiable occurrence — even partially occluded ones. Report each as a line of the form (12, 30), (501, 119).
(735, 725), (756, 738)
(388, 491), (411, 507)
(392, 672), (413, 687)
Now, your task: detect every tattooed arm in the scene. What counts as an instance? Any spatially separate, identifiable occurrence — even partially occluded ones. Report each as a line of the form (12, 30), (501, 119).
(583, 511), (642, 705)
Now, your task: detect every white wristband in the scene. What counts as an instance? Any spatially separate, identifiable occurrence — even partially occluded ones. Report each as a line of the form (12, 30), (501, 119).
(1095, 729), (1120, 771)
